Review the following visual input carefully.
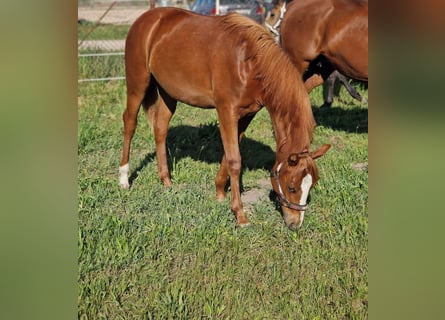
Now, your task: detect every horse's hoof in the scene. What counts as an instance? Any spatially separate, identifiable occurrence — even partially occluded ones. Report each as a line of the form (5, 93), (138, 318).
(321, 102), (332, 108)
(119, 180), (130, 189)
(288, 222), (298, 231)
(237, 215), (250, 227)
(162, 179), (172, 187)
(119, 177), (130, 189)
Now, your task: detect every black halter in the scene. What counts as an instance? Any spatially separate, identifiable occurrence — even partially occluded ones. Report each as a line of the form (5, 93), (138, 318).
(270, 162), (308, 211)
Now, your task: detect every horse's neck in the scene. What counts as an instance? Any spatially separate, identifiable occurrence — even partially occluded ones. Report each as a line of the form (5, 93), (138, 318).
(253, 38), (314, 159)
(266, 105), (312, 162)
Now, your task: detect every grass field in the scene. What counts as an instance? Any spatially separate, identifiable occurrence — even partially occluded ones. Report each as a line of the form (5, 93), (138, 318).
(78, 78), (368, 319)
(78, 22), (130, 41)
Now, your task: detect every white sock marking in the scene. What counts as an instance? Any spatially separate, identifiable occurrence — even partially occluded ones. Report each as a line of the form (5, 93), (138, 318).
(119, 163), (130, 188)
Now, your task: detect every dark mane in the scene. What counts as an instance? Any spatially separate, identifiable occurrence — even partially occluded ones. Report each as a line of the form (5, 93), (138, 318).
(220, 13), (315, 150)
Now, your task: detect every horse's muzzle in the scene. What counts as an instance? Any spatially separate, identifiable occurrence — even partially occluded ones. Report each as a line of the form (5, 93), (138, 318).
(282, 208), (305, 231)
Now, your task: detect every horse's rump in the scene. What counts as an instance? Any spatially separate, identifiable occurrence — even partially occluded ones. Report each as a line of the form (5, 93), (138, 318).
(281, 0), (368, 81)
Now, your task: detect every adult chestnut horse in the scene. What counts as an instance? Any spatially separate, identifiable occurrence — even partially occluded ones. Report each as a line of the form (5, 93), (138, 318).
(279, 0), (368, 92)
(119, 7), (330, 230)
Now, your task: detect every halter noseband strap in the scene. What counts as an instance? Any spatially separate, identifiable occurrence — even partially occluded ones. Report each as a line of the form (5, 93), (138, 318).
(270, 162), (309, 211)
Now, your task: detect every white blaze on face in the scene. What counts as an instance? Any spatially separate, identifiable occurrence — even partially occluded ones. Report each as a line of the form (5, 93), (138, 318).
(298, 173), (312, 227)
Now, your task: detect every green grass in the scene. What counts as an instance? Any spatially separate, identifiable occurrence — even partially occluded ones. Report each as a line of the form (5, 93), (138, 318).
(78, 80), (368, 319)
(78, 22), (131, 41)
(78, 54), (125, 80)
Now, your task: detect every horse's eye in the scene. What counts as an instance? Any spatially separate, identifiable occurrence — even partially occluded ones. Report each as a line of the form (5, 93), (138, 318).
(271, 13), (275, 17)
(288, 186), (296, 193)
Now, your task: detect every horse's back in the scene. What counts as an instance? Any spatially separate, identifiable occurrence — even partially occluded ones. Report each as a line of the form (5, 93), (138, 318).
(125, 7), (261, 108)
(283, 0), (367, 41)
(126, 8), (217, 64)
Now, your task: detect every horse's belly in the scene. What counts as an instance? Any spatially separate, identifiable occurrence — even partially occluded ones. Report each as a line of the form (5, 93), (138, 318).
(150, 62), (216, 107)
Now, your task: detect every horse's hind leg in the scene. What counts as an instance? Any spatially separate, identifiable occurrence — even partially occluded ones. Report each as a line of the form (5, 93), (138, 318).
(119, 74), (150, 188)
(324, 71), (337, 106)
(335, 72), (365, 103)
(148, 87), (177, 186)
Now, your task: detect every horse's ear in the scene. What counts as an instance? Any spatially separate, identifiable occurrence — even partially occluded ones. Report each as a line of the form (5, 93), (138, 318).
(288, 153), (299, 166)
(310, 144), (331, 160)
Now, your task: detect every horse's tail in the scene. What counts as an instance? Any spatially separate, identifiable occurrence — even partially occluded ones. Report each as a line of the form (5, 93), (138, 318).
(150, 0), (155, 9)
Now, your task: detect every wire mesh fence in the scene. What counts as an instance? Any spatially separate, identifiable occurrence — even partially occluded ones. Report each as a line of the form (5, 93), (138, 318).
(78, 0), (190, 82)
(78, 52), (125, 82)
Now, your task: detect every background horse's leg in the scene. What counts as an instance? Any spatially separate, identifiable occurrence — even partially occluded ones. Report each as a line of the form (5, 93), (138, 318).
(150, 87), (177, 187)
(335, 71), (364, 103)
(216, 108), (250, 226)
(215, 113), (256, 202)
(119, 76), (150, 188)
(324, 70), (337, 106)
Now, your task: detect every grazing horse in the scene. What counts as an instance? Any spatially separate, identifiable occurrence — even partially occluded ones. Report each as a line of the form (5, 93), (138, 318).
(119, 7), (330, 229)
(264, 0), (368, 105)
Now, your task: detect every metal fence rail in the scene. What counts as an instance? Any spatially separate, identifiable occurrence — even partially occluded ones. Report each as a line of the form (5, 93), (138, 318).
(78, 1), (182, 82)
(78, 1), (144, 82)
(78, 52), (125, 82)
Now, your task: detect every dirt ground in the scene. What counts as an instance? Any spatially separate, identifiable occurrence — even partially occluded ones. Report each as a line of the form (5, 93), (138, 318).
(78, 7), (148, 25)
(78, 3), (189, 25)
(241, 178), (271, 209)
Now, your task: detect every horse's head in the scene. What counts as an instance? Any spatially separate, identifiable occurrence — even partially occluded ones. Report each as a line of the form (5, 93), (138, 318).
(264, 0), (286, 42)
(271, 144), (330, 230)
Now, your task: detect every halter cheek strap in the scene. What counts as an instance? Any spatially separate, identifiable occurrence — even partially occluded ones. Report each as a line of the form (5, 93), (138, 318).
(270, 162), (309, 211)
(264, 2), (287, 43)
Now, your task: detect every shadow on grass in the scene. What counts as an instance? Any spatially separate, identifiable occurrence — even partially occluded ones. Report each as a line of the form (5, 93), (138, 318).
(129, 105), (367, 187)
(312, 104), (368, 133)
(129, 122), (276, 186)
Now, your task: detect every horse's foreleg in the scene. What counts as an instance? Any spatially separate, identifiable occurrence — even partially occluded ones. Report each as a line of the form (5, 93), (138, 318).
(215, 155), (228, 201)
(215, 113), (255, 203)
(152, 89), (176, 187)
(119, 92), (145, 188)
(217, 110), (251, 227)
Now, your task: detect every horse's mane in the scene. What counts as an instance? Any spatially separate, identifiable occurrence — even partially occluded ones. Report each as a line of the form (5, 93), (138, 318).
(219, 13), (315, 150)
